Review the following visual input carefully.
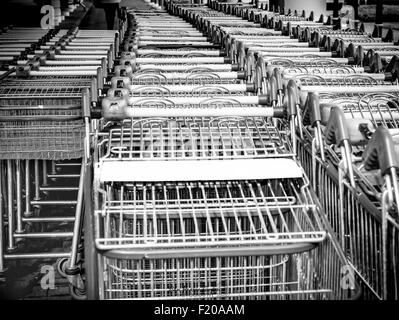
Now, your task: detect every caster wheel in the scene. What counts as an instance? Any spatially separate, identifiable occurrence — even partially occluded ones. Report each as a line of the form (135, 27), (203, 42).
(56, 257), (69, 278)
(70, 285), (87, 300)
(24, 222), (34, 234)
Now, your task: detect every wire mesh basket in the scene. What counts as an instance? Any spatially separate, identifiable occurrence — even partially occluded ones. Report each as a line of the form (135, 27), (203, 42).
(130, 72), (241, 85)
(99, 117), (292, 161)
(101, 225), (358, 300)
(0, 120), (85, 160)
(0, 87), (86, 159)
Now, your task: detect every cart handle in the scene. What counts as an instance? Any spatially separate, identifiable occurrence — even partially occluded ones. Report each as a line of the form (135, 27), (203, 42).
(324, 107), (349, 146)
(270, 76), (278, 104)
(355, 45), (364, 67)
(286, 79), (299, 117)
(303, 91), (321, 127)
(273, 67), (283, 92)
(385, 55), (399, 82)
(366, 50), (383, 73)
(261, 14), (268, 28)
(304, 91), (325, 160)
(362, 127), (399, 175)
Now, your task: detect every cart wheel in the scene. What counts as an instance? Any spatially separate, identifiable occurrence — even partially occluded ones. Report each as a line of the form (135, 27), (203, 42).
(56, 257), (69, 278)
(24, 222), (33, 234)
(70, 285), (87, 300)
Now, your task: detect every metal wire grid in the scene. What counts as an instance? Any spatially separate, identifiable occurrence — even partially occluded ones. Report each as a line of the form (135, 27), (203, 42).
(137, 52), (219, 58)
(0, 92), (84, 159)
(130, 74), (240, 85)
(298, 90), (399, 300)
(135, 30), (204, 35)
(194, 12), (232, 17)
(126, 96), (261, 108)
(98, 117), (292, 161)
(0, 79), (93, 88)
(13, 75), (94, 80)
(297, 74), (390, 86)
(281, 66), (362, 75)
(128, 87), (247, 97)
(300, 26), (333, 32)
(103, 255), (292, 299)
(221, 28), (282, 35)
(316, 30), (369, 36)
(102, 232), (354, 300)
(319, 93), (399, 128)
(247, 57), (351, 82)
(136, 47), (219, 52)
(261, 58), (350, 69)
(297, 133), (398, 300)
(273, 16), (307, 22)
(0, 86), (83, 98)
(0, 96), (82, 117)
(0, 120), (85, 159)
(99, 2), (362, 302)
(96, 177), (325, 249)
(135, 65), (232, 72)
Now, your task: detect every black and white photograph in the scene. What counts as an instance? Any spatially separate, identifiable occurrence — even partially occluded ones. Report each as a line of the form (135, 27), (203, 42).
(0, 0), (398, 309)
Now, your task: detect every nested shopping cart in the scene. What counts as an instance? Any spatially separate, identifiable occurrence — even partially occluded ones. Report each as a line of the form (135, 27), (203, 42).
(205, 0), (399, 301)
(79, 0), (358, 300)
(360, 127), (399, 300)
(295, 86), (399, 300)
(0, 24), (125, 298)
(89, 104), (359, 299)
(0, 81), (93, 296)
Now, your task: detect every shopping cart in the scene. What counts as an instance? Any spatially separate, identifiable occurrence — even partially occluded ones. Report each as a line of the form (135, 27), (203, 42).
(90, 104), (359, 299)
(296, 88), (399, 300)
(234, 0), (399, 297)
(80, 0), (360, 300)
(0, 83), (92, 294)
(0, 25), (124, 298)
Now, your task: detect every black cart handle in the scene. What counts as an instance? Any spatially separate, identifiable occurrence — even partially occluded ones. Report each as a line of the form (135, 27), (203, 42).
(273, 68), (283, 92)
(363, 127), (399, 175)
(303, 91), (321, 127)
(286, 79), (299, 117)
(324, 107), (349, 146)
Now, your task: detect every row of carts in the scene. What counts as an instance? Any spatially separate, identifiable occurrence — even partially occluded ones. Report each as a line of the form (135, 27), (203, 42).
(90, 0), (359, 300)
(0, 0), (398, 300)
(0, 4), (127, 298)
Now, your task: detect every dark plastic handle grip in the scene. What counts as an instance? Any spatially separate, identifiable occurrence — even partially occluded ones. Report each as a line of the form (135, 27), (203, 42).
(286, 79), (299, 117)
(369, 51), (383, 73)
(385, 55), (399, 81)
(261, 15), (268, 28)
(362, 127), (399, 175)
(324, 107), (349, 146)
(304, 92), (321, 127)
(273, 68), (283, 91)
(270, 76), (277, 102)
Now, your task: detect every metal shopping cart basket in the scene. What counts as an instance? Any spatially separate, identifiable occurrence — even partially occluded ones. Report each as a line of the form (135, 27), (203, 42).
(82, 88), (361, 299)
(296, 89), (399, 300)
(0, 85), (89, 160)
